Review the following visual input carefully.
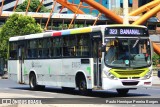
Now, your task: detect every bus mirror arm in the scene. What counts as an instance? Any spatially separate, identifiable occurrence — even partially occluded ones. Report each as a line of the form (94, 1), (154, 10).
(101, 45), (106, 52)
(158, 70), (160, 78)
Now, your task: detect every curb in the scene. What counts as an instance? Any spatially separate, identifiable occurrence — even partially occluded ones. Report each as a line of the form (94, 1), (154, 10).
(0, 76), (8, 79)
(152, 84), (160, 86)
(1, 76), (8, 79)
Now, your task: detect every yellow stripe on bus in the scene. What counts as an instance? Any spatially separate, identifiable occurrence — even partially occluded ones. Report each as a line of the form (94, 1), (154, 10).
(70, 28), (92, 34)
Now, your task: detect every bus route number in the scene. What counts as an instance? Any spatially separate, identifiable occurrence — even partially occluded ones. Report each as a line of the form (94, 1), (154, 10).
(109, 29), (118, 35)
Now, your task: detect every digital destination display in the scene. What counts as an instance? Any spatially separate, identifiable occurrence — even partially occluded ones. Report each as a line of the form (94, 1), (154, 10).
(105, 27), (148, 36)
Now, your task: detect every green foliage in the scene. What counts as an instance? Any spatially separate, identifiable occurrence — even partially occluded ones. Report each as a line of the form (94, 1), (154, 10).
(15, 0), (50, 12)
(0, 13), (43, 59)
(152, 53), (160, 66)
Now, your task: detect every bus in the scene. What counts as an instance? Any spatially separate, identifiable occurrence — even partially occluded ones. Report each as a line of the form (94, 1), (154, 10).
(8, 24), (152, 95)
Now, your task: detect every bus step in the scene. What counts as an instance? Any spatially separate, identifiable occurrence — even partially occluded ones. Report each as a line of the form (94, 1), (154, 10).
(93, 86), (102, 90)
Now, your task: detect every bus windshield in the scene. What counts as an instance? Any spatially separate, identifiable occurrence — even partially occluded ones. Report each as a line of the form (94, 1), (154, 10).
(104, 38), (151, 68)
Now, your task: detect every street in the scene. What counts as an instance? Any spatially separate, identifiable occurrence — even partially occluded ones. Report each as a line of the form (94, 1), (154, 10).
(0, 79), (160, 107)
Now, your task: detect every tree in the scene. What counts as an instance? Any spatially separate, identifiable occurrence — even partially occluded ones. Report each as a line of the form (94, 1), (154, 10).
(0, 13), (43, 59)
(152, 53), (160, 66)
(15, 0), (50, 12)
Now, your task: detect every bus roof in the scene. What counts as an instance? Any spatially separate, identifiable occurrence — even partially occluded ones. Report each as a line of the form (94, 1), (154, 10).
(9, 24), (147, 42)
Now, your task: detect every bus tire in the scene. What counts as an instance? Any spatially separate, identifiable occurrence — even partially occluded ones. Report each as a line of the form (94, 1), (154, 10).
(78, 77), (90, 95)
(29, 73), (38, 90)
(116, 89), (129, 96)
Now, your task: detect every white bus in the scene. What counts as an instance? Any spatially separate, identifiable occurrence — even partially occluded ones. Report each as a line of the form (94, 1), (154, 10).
(8, 25), (152, 95)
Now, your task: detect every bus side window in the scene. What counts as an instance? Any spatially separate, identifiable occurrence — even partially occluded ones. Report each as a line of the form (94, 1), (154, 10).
(77, 34), (90, 57)
(9, 42), (18, 59)
(38, 39), (43, 58)
(43, 38), (50, 58)
(63, 35), (77, 57)
(51, 37), (62, 57)
(63, 36), (69, 56)
(27, 40), (37, 58)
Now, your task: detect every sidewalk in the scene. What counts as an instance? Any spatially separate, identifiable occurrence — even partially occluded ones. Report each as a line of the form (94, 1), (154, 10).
(152, 76), (160, 86)
(0, 74), (8, 79)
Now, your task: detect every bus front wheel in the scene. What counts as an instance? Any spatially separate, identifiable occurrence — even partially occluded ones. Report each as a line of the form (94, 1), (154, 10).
(116, 89), (129, 96)
(78, 77), (90, 95)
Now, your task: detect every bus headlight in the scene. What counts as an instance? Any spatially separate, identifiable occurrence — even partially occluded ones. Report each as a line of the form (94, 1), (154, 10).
(104, 70), (117, 80)
(141, 70), (152, 80)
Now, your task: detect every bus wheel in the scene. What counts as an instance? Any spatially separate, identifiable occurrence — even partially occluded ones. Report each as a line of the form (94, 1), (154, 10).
(78, 77), (89, 95)
(29, 73), (45, 90)
(29, 73), (38, 90)
(116, 89), (129, 96)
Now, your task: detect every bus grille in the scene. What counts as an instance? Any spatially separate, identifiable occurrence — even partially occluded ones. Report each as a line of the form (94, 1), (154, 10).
(122, 81), (139, 86)
(114, 70), (144, 76)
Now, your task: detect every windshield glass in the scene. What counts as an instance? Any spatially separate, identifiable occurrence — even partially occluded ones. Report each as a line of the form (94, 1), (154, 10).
(104, 38), (151, 68)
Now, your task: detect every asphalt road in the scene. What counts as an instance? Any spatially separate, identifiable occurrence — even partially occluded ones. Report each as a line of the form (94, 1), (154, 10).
(0, 79), (160, 107)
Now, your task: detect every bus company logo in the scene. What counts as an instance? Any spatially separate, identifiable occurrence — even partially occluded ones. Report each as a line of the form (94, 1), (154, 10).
(31, 61), (42, 68)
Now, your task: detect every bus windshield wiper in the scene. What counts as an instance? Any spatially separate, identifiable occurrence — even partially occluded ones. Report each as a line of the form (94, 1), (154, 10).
(132, 38), (140, 48)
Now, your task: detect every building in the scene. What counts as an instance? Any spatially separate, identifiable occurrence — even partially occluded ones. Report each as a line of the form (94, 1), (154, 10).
(66, 0), (133, 15)
(0, 0), (24, 11)
(0, 0), (54, 11)
(0, 0), (159, 23)
(0, 0), (66, 13)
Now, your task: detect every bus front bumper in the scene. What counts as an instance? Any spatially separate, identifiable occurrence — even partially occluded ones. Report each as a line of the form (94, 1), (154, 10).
(102, 77), (152, 90)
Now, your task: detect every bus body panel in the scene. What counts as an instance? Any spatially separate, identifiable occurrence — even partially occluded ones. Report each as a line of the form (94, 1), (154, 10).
(8, 60), (20, 83)
(23, 59), (62, 86)
(17, 58), (93, 89)
(102, 77), (152, 90)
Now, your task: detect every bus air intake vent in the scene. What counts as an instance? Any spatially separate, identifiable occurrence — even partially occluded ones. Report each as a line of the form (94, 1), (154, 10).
(114, 70), (144, 76)
(122, 81), (139, 86)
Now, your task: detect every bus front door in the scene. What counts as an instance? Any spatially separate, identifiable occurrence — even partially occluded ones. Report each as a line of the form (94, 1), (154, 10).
(93, 38), (102, 88)
(18, 44), (25, 84)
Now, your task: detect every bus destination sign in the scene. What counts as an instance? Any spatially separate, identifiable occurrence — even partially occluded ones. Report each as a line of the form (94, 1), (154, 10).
(105, 27), (148, 36)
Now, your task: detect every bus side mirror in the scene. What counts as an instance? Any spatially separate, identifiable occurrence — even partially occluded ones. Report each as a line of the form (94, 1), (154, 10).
(158, 70), (160, 78)
(101, 45), (106, 52)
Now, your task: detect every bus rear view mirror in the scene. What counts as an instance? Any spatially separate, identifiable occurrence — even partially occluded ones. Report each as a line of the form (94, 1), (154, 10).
(101, 45), (106, 52)
(158, 70), (160, 78)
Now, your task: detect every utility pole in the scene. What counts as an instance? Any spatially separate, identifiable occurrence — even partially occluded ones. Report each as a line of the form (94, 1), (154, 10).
(123, 0), (129, 24)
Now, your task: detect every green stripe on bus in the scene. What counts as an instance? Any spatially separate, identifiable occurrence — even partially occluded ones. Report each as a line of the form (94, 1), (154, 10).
(24, 67), (28, 75)
(70, 28), (92, 34)
(87, 67), (91, 75)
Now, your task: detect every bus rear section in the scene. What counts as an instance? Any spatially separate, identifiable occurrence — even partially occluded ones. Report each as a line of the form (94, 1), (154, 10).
(7, 29), (102, 94)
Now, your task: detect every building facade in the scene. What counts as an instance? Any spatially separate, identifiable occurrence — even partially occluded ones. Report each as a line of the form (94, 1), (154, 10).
(0, 0), (54, 11)
(0, 0), (159, 18)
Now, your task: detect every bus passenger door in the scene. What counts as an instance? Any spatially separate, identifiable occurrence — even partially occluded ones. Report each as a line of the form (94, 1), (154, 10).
(18, 44), (25, 84)
(93, 38), (102, 88)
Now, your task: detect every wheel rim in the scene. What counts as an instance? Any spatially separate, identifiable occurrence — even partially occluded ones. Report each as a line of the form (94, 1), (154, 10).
(30, 75), (36, 88)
